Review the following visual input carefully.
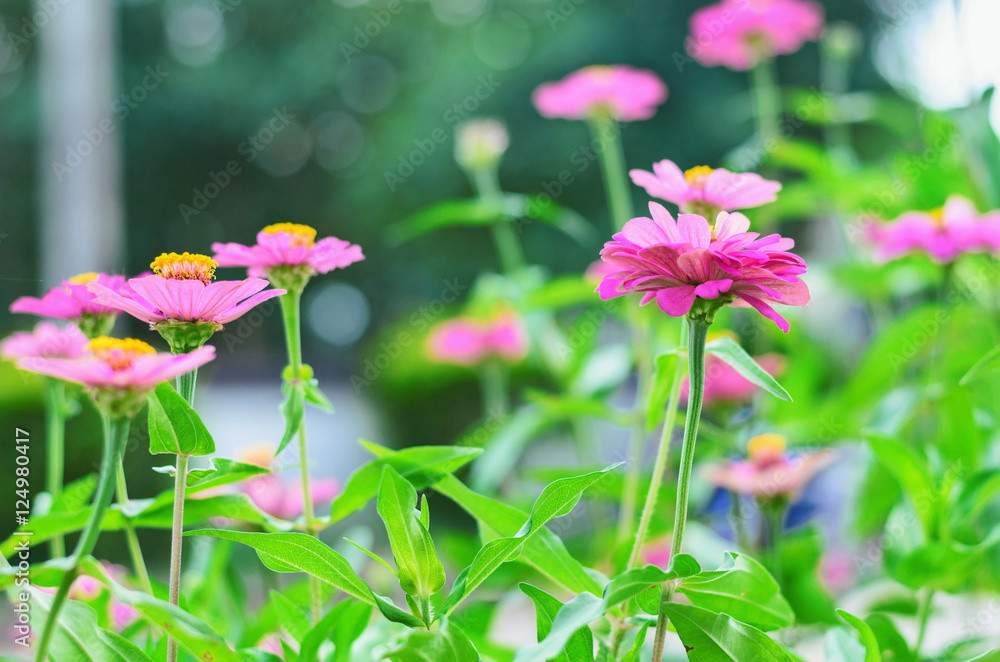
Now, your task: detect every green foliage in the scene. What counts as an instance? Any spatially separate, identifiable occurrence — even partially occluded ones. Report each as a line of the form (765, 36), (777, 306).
(147, 382), (215, 456)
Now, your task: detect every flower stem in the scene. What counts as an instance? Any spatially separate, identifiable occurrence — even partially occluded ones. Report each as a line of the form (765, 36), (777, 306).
(473, 167), (525, 274)
(279, 289), (323, 623)
(766, 501), (785, 582)
(167, 367), (198, 662)
(651, 315), (711, 662)
(42, 378), (67, 559)
(34, 416), (130, 662)
(588, 116), (634, 231)
(751, 59), (781, 149)
(625, 320), (688, 571)
(915, 589), (935, 657)
(480, 360), (508, 418)
(115, 461), (153, 594)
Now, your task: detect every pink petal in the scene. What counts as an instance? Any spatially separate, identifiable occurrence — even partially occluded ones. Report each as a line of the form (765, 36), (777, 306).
(655, 286), (697, 316)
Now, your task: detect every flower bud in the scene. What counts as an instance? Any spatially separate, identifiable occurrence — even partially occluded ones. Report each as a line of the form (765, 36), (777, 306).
(454, 119), (509, 173)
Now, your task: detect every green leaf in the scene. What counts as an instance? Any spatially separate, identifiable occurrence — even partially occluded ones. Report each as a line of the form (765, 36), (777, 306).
(278, 381), (305, 455)
(153, 457), (270, 490)
(303, 378), (335, 413)
(705, 337), (791, 402)
(444, 465), (619, 614)
(468, 405), (556, 492)
(836, 610), (883, 662)
(621, 622), (651, 662)
(512, 193), (594, 245)
(960, 344), (1000, 385)
(892, 536), (1000, 592)
(377, 466), (446, 601)
(328, 444), (482, 525)
(269, 590), (310, 643)
(519, 583), (594, 662)
(954, 469), (1000, 526)
(383, 619), (482, 661)
(825, 627), (867, 662)
(678, 553), (795, 632)
(386, 198), (506, 245)
(345, 537), (399, 577)
(187, 530), (375, 606)
(646, 350), (682, 432)
(659, 603), (795, 661)
(865, 613), (912, 662)
(147, 382), (216, 456)
(298, 599), (372, 662)
(864, 433), (937, 538)
(48, 473), (98, 514)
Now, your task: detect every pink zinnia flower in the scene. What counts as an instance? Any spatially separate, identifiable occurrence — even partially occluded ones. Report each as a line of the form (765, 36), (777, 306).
(16, 337), (214, 395)
(629, 161), (781, 216)
(596, 202), (809, 332)
(237, 446), (340, 521)
(707, 433), (832, 499)
(682, 350), (785, 405)
(11, 272), (126, 337)
(532, 65), (668, 122)
(641, 541), (672, 568)
(867, 196), (995, 263)
(687, 0), (825, 71)
(427, 312), (529, 366)
(211, 223), (364, 283)
(88, 252), (285, 328)
(1, 322), (89, 360)
(112, 602), (140, 632)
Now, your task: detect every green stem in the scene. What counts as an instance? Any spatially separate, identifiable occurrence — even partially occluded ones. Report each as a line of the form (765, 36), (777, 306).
(820, 48), (856, 168)
(651, 316), (711, 662)
(480, 360), (508, 418)
(42, 378), (67, 559)
(915, 589), (935, 657)
(731, 494), (752, 551)
(751, 60), (781, 148)
(473, 167), (525, 274)
(115, 462), (153, 594)
(766, 501), (785, 583)
(279, 290), (323, 623)
(625, 320), (688, 571)
(589, 115), (634, 231)
(34, 417), (130, 662)
(167, 366), (198, 662)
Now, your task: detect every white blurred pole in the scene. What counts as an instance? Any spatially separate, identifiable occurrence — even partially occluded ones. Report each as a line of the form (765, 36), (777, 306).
(38, 0), (122, 287)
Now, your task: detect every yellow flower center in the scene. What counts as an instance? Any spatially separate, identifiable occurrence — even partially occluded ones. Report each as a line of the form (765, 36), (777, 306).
(747, 433), (787, 459)
(86, 337), (156, 370)
(262, 223), (317, 248)
(684, 165), (715, 187)
(582, 65), (614, 82)
(151, 252), (218, 284)
(68, 272), (100, 285)
(707, 329), (738, 343)
(928, 207), (945, 228)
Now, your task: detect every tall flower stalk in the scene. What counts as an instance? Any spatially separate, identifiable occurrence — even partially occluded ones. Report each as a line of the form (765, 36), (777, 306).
(42, 378), (69, 559)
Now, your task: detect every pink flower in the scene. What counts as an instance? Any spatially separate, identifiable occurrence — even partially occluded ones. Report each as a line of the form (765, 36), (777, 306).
(1, 322), (89, 360)
(427, 312), (529, 366)
(211, 223), (364, 280)
(238, 444), (341, 521)
(11, 273), (126, 319)
(867, 196), (996, 263)
(532, 65), (668, 122)
(707, 433), (832, 499)
(585, 260), (618, 283)
(641, 541), (672, 568)
(687, 0), (825, 71)
(629, 161), (781, 215)
(682, 351), (785, 405)
(16, 337), (215, 393)
(88, 253), (284, 327)
(596, 203), (809, 332)
(112, 602), (140, 632)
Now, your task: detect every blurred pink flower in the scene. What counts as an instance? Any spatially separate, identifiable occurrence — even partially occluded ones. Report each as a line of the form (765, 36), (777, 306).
(585, 260), (618, 283)
(1, 322), (89, 361)
(238, 445), (341, 521)
(112, 602), (140, 631)
(820, 548), (857, 595)
(707, 433), (832, 499)
(212, 223), (364, 280)
(89, 252), (284, 327)
(16, 337), (214, 393)
(11, 273), (126, 320)
(629, 161), (781, 215)
(427, 312), (528, 366)
(682, 352), (785, 405)
(641, 541), (672, 568)
(532, 65), (667, 122)
(596, 203), (809, 332)
(867, 196), (997, 263)
(687, 0), (825, 71)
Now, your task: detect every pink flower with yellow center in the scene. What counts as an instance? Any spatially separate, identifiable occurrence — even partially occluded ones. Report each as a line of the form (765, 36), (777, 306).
(687, 0), (825, 71)
(629, 161), (782, 216)
(1, 322), (89, 361)
(10, 272), (126, 337)
(596, 202), (809, 332)
(89, 252), (285, 327)
(211, 223), (364, 289)
(532, 65), (668, 122)
(427, 312), (529, 366)
(867, 196), (1000, 263)
(706, 433), (832, 499)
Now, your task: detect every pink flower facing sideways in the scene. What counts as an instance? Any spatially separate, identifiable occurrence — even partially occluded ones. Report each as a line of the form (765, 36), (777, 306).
(868, 196), (1000, 263)
(688, 0), (825, 71)
(707, 433), (832, 500)
(597, 202), (809, 332)
(1, 322), (89, 361)
(630, 161), (781, 217)
(10, 272), (126, 337)
(238, 444), (340, 521)
(211, 223), (364, 289)
(428, 312), (528, 366)
(532, 65), (668, 122)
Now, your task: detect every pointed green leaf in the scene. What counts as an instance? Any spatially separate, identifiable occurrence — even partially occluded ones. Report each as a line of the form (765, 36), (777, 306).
(678, 553), (794, 632)
(864, 433), (937, 538)
(705, 337), (791, 401)
(520, 583), (594, 662)
(383, 619), (482, 661)
(148, 382), (216, 456)
(660, 603), (795, 661)
(277, 381), (305, 455)
(960, 344), (1000, 385)
(836, 610), (882, 662)
(303, 378), (335, 413)
(298, 599), (372, 662)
